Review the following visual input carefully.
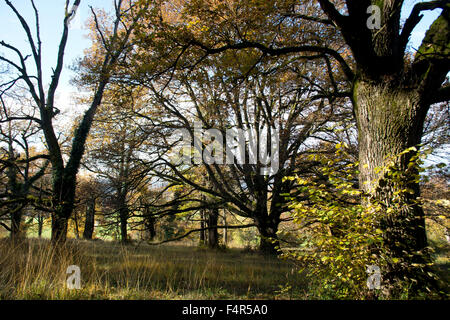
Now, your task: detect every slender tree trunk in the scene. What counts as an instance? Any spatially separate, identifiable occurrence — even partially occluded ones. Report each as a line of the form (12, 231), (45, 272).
(37, 213), (43, 238)
(119, 206), (128, 243)
(73, 211), (80, 239)
(207, 208), (219, 249)
(200, 210), (206, 245)
(223, 210), (228, 246)
(83, 198), (95, 240)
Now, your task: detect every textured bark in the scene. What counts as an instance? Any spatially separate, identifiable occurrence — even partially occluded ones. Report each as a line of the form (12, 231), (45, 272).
(354, 81), (429, 286)
(325, 2), (450, 293)
(355, 82), (425, 192)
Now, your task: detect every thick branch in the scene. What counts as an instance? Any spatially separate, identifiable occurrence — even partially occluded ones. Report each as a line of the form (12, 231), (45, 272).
(189, 39), (354, 81)
(317, 0), (348, 29)
(401, 0), (448, 52)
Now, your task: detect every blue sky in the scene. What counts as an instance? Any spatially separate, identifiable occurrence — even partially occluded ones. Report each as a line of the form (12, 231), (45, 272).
(401, 0), (442, 49)
(0, 0), (112, 93)
(0, 0), (444, 106)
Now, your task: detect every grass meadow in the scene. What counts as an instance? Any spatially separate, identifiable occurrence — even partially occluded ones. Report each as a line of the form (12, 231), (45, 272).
(0, 239), (310, 300)
(0, 217), (448, 300)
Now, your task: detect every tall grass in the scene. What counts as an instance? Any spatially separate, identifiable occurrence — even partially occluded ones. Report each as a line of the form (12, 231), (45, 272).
(0, 239), (307, 299)
(0, 239), (92, 299)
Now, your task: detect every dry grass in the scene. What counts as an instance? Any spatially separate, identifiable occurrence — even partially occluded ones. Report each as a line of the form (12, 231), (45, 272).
(1, 221), (447, 300)
(0, 239), (308, 300)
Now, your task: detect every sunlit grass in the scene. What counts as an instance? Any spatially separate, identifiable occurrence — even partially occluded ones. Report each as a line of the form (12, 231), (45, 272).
(1, 217), (447, 300)
(0, 239), (307, 300)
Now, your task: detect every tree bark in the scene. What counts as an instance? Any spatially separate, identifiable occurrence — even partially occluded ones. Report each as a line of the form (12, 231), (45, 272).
(51, 212), (69, 244)
(354, 80), (430, 285)
(256, 217), (280, 255)
(83, 198), (95, 240)
(9, 205), (23, 241)
(143, 210), (156, 241)
(253, 191), (282, 255)
(51, 175), (76, 244)
(199, 210), (206, 245)
(223, 210), (228, 246)
(119, 206), (128, 243)
(37, 212), (43, 238)
(207, 208), (219, 249)
(7, 140), (22, 241)
(73, 211), (80, 239)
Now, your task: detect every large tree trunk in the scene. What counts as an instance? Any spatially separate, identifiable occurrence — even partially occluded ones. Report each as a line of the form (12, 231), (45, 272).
(51, 212), (69, 244)
(354, 81), (430, 288)
(10, 205), (23, 241)
(83, 198), (95, 240)
(51, 175), (76, 244)
(254, 194), (281, 255)
(256, 217), (280, 255)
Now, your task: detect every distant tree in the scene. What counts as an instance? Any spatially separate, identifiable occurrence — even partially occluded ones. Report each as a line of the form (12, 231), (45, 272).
(81, 85), (152, 242)
(0, 0), (148, 243)
(137, 189), (158, 241)
(71, 175), (102, 240)
(0, 95), (49, 239)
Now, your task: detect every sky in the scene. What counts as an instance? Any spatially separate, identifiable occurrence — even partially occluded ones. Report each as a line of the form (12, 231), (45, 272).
(0, 0), (113, 91)
(0, 0), (114, 124)
(0, 0), (444, 116)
